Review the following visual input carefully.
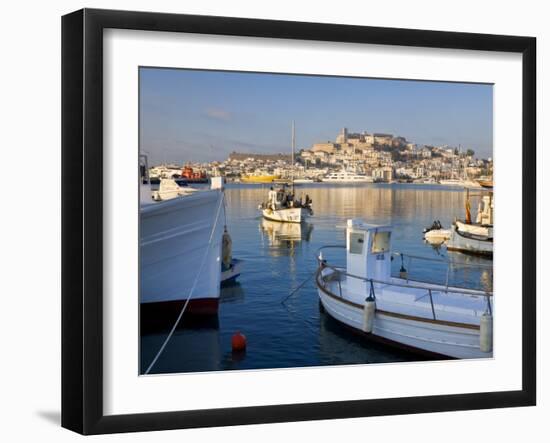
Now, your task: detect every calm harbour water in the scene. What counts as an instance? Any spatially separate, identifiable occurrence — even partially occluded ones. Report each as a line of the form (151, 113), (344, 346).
(140, 183), (493, 374)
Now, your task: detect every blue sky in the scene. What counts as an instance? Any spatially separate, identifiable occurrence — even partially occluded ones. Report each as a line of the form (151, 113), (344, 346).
(139, 68), (493, 164)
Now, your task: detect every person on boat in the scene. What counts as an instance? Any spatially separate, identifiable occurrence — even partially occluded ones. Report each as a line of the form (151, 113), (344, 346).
(276, 187), (285, 208)
(268, 186), (277, 210)
(286, 191), (295, 207)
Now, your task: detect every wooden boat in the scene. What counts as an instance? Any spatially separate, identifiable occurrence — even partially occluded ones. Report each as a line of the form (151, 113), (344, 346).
(316, 219), (493, 359)
(477, 178), (494, 188)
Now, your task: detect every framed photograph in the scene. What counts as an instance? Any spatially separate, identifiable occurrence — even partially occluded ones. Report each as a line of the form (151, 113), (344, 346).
(62, 8), (536, 434)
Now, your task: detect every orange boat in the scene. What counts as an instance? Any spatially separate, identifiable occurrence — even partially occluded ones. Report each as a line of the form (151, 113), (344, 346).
(180, 166), (208, 183)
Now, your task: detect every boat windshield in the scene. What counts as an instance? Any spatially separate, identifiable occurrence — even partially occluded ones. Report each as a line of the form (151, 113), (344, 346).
(349, 232), (365, 254)
(371, 231), (391, 253)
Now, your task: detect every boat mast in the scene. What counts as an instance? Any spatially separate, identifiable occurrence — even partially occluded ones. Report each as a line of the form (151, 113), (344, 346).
(291, 120), (295, 192)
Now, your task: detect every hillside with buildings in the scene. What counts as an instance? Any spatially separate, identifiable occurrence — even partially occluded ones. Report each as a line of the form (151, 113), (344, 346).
(149, 127), (492, 184)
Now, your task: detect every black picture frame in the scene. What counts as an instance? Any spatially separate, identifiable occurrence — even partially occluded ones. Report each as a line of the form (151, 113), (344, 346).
(62, 8), (536, 435)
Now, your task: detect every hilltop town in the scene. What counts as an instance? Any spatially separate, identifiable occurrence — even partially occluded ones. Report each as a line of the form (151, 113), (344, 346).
(148, 127), (493, 184)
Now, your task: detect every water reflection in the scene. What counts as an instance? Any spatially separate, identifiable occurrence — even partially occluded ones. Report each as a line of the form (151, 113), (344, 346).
(220, 281), (246, 304)
(318, 309), (419, 365)
(260, 219), (313, 248)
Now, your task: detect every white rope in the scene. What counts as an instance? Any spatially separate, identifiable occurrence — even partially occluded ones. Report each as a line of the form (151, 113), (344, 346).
(144, 192), (225, 374)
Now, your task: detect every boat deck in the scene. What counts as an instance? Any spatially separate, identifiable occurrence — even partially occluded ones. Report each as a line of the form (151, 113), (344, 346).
(324, 274), (490, 327)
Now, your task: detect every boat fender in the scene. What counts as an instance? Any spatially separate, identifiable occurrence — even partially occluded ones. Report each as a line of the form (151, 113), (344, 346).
(363, 297), (376, 334)
(479, 312), (493, 353)
(222, 227), (233, 271)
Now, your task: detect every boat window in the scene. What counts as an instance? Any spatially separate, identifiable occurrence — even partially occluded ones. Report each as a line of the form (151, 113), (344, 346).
(349, 232), (365, 254)
(371, 231), (391, 253)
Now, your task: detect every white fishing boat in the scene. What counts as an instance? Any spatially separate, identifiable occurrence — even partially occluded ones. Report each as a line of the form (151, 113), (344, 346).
(323, 169), (374, 183)
(260, 191), (313, 223)
(258, 122), (313, 223)
(316, 219), (493, 359)
(446, 192), (493, 257)
(140, 155), (226, 315)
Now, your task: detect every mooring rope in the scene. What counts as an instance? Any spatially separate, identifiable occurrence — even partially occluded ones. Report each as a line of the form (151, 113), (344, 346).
(144, 192), (225, 375)
(280, 268), (317, 305)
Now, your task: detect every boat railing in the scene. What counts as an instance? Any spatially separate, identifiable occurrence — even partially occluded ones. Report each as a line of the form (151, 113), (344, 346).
(390, 251), (493, 292)
(316, 245), (493, 298)
(316, 260), (492, 321)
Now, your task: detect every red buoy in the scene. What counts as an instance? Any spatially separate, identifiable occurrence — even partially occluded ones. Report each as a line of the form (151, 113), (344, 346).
(231, 332), (247, 352)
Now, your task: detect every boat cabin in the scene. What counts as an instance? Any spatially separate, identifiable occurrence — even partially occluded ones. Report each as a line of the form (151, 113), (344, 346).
(475, 195), (493, 225)
(346, 219), (392, 294)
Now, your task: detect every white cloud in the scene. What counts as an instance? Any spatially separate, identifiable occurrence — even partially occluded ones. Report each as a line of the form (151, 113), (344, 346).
(205, 107), (231, 121)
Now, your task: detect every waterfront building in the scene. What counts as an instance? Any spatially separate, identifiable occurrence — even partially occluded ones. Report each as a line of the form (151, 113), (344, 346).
(373, 166), (394, 182)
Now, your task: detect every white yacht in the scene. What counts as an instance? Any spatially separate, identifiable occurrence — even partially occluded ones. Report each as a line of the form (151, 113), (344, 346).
(139, 155), (226, 316)
(323, 169), (374, 183)
(316, 219), (493, 359)
(439, 178), (482, 188)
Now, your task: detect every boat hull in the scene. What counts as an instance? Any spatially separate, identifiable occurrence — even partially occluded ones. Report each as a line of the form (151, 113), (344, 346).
(316, 272), (491, 359)
(424, 229), (451, 243)
(140, 190), (224, 312)
(262, 207), (308, 223)
(446, 223), (493, 257)
(241, 175), (278, 183)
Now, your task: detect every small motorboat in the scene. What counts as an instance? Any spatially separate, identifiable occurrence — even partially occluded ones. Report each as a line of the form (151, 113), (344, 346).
(423, 220), (451, 243)
(316, 219), (493, 359)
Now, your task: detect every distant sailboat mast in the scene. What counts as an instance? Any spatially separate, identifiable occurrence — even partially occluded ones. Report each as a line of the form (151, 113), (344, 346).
(291, 121), (295, 191)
